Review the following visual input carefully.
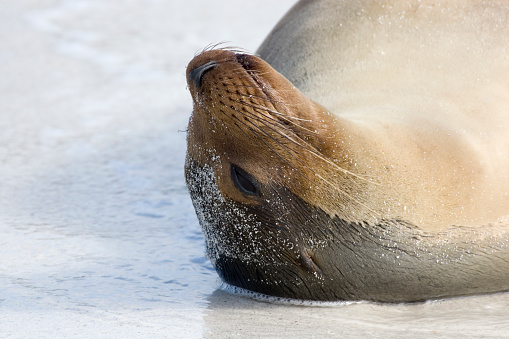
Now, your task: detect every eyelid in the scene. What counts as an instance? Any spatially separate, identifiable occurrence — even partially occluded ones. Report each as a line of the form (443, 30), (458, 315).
(231, 164), (259, 196)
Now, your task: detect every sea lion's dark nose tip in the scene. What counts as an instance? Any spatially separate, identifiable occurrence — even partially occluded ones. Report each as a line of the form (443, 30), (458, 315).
(188, 60), (217, 88)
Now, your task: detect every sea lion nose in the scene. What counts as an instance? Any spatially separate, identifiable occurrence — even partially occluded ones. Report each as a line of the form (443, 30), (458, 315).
(188, 60), (217, 88)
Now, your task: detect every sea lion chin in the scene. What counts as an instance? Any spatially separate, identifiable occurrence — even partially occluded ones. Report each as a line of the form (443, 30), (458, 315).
(184, 1), (509, 302)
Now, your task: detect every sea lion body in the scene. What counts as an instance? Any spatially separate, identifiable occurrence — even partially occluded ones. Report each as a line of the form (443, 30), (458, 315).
(185, 0), (509, 302)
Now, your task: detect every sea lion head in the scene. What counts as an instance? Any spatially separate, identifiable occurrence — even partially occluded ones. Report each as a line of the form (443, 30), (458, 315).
(184, 49), (367, 300)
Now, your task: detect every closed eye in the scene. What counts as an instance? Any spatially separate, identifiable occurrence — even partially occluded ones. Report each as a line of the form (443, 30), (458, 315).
(231, 164), (259, 196)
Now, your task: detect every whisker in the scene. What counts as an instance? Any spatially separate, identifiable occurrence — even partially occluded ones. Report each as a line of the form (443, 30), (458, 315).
(219, 88), (376, 183)
(229, 113), (319, 187)
(224, 104), (349, 191)
(234, 114), (379, 215)
(234, 100), (375, 182)
(234, 95), (313, 123)
(234, 99), (322, 137)
(250, 104), (320, 135)
(199, 42), (253, 55)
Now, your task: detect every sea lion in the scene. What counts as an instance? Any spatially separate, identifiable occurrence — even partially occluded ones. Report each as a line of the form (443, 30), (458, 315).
(184, 0), (509, 302)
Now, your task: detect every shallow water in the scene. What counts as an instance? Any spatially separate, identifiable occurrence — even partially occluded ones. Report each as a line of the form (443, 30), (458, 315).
(1, 0), (508, 338)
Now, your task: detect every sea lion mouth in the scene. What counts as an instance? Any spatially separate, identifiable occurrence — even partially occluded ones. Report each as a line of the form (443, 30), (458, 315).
(234, 53), (277, 102)
(235, 53), (255, 71)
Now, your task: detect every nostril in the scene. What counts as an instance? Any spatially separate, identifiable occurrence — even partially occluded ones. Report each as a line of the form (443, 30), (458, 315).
(188, 60), (217, 88)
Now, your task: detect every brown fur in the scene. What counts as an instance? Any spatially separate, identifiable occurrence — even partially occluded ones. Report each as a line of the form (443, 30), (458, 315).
(184, 0), (509, 301)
